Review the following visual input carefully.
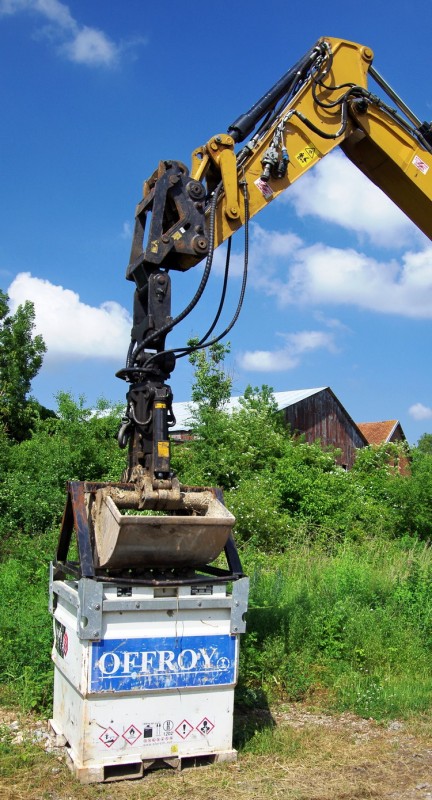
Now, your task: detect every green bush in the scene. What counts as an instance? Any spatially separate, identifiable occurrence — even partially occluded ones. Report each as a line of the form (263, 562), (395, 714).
(237, 540), (432, 719)
(0, 533), (55, 710)
(0, 393), (126, 546)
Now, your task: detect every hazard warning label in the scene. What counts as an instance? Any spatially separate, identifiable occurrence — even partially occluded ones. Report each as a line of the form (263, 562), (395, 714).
(196, 717), (214, 736)
(295, 145), (319, 166)
(54, 620), (68, 659)
(175, 719), (193, 739)
(254, 177), (273, 199)
(99, 727), (119, 748)
(139, 720), (175, 747)
(122, 724), (141, 745)
(412, 155), (429, 175)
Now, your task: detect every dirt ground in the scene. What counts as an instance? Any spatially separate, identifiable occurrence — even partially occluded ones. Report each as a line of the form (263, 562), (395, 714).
(271, 704), (432, 800)
(1, 703), (431, 800)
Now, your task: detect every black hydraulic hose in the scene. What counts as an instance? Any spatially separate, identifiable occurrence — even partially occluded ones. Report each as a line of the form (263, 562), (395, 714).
(130, 182), (223, 364)
(194, 236), (232, 347)
(167, 237), (233, 361)
(126, 339), (135, 369)
(235, 82), (306, 170)
(140, 181), (250, 370)
(177, 180), (250, 358)
(312, 80), (356, 109)
(372, 96), (432, 150)
(289, 101), (348, 140)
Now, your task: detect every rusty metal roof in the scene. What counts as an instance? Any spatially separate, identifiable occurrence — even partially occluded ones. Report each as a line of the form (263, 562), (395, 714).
(356, 420), (400, 444)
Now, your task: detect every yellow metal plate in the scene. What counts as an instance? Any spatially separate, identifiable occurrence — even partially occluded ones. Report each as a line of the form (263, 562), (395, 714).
(158, 441), (170, 458)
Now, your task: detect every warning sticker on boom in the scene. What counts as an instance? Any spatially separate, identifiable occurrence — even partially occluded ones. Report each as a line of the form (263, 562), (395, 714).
(295, 145), (319, 166)
(412, 154), (429, 175)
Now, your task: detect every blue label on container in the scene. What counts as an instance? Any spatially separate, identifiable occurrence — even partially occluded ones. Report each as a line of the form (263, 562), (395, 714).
(90, 634), (237, 692)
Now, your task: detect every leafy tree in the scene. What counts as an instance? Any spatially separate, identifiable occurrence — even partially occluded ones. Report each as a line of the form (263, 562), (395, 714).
(173, 376), (288, 490)
(390, 447), (432, 540)
(0, 290), (47, 441)
(173, 342), (432, 548)
(416, 432), (432, 455)
(0, 393), (126, 546)
(188, 339), (232, 409)
(173, 340), (233, 485)
(351, 440), (408, 476)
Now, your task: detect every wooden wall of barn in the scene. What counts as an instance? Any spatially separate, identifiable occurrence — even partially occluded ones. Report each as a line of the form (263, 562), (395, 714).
(282, 388), (366, 469)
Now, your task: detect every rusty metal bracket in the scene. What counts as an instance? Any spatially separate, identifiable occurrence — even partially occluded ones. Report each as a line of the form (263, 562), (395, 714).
(126, 160), (208, 282)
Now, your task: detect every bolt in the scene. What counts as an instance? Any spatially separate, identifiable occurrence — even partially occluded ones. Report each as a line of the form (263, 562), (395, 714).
(235, 601), (239, 607)
(135, 602), (140, 609)
(230, 207), (239, 216)
(210, 141), (218, 151)
(362, 47), (373, 61)
(193, 236), (208, 253)
(94, 604), (101, 610)
(161, 234), (170, 243)
(233, 627), (238, 632)
(197, 601), (202, 607)
(215, 136), (222, 143)
(93, 631), (100, 638)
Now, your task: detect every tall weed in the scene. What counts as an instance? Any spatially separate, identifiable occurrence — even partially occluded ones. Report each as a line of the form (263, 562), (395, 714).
(238, 540), (432, 719)
(0, 532), (55, 711)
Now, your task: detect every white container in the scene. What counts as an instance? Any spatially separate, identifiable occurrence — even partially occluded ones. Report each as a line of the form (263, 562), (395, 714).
(49, 569), (249, 784)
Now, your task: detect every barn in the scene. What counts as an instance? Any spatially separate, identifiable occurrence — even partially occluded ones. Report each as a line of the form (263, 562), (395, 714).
(171, 386), (369, 470)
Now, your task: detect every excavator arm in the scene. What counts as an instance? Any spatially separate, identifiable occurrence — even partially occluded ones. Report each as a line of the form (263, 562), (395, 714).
(117, 36), (432, 491)
(54, 35), (432, 583)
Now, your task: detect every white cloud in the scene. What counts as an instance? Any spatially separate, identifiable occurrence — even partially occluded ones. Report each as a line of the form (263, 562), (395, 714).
(0, 0), (123, 67)
(7, 272), (131, 361)
(121, 221), (132, 240)
(313, 311), (350, 332)
(61, 25), (119, 67)
(0, 0), (73, 26)
(238, 223), (432, 319)
(238, 329), (337, 373)
(409, 403), (432, 421)
(282, 151), (421, 248)
(33, 0), (74, 27)
(212, 228), (303, 279)
(283, 244), (432, 317)
(0, 0), (31, 14)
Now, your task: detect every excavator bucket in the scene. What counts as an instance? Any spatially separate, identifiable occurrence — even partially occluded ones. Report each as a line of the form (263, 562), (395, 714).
(53, 481), (240, 583)
(92, 489), (235, 571)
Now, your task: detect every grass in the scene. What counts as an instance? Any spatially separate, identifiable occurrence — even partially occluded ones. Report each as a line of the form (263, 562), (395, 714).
(0, 704), (431, 800)
(0, 533), (431, 797)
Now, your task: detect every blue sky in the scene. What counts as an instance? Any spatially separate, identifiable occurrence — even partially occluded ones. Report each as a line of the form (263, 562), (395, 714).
(1, 0), (432, 444)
